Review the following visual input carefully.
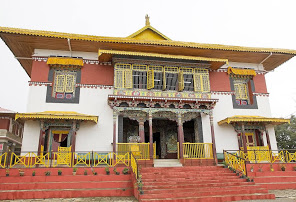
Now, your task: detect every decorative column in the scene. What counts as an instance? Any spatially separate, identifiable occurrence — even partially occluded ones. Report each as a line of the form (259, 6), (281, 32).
(241, 123), (248, 153)
(71, 121), (77, 153)
(209, 111), (218, 165)
(113, 111), (118, 153)
(149, 111), (153, 158)
(177, 113), (184, 159)
(265, 126), (272, 150)
(37, 120), (46, 155)
(138, 120), (145, 143)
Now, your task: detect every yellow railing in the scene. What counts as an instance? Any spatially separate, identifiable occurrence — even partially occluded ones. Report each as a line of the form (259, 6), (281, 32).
(183, 143), (213, 159)
(117, 143), (151, 160)
(0, 153), (7, 168)
(130, 153), (138, 179)
(224, 151), (246, 175)
(153, 142), (156, 159)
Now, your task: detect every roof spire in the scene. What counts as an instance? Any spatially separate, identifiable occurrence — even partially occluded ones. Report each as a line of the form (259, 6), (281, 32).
(145, 14), (150, 26)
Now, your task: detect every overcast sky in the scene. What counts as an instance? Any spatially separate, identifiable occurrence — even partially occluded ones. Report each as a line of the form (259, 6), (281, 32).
(0, 0), (296, 118)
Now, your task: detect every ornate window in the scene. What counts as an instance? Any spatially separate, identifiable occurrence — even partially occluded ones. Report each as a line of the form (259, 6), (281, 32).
(233, 78), (249, 105)
(228, 67), (258, 109)
(52, 70), (77, 99)
(114, 63), (210, 93)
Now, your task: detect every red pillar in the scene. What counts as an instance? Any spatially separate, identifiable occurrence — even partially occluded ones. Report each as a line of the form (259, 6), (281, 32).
(177, 114), (184, 159)
(209, 111), (218, 165)
(139, 121), (145, 143)
(149, 113), (153, 158)
(265, 127), (272, 150)
(113, 112), (117, 153)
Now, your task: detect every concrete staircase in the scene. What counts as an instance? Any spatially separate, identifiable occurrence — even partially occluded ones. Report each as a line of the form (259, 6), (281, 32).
(154, 159), (183, 167)
(0, 167), (133, 200)
(250, 171), (296, 190)
(139, 166), (275, 201)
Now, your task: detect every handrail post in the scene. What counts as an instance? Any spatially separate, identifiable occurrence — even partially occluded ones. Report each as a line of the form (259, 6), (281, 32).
(91, 150), (94, 168)
(50, 150), (53, 168)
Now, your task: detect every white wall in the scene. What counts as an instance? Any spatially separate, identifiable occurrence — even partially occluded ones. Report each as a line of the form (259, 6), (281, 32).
(24, 86), (114, 152)
(209, 93), (275, 153)
(22, 120), (40, 152)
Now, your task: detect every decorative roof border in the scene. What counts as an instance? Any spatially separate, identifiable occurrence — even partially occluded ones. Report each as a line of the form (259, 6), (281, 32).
(15, 111), (98, 123)
(218, 115), (290, 125)
(1, 27), (296, 54)
(99, 49), (228, 64)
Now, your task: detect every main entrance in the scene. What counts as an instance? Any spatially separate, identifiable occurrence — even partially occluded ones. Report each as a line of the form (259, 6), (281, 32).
(120, 115), (199, 159)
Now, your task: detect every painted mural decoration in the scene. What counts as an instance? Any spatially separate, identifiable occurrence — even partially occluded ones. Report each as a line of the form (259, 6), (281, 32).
(166, 131), (178, 153)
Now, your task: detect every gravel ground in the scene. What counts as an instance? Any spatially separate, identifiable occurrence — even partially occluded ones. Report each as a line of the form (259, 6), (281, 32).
(3, 190), (296, 201)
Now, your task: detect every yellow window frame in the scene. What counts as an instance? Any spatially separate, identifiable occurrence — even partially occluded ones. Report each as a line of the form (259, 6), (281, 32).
(147, 70), (154, 90)
(234, 80), (248, 100)
(193, 68), (210, 92)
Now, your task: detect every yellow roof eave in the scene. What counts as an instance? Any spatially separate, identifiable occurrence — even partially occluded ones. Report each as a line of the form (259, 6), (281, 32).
(1, 27), (296, 55)
(218, 116), (290, 125)
(15, 111), (98, 123)
(98, 49), (228, 69)
(47, 57), (84, 66)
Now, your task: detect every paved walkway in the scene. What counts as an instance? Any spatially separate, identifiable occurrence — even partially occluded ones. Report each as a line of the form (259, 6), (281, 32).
(4, 190), (296, 201)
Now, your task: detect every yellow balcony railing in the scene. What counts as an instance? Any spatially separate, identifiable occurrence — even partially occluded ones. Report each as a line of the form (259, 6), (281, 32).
(117, 143), (152, 160)
(183, 143), (213, 159)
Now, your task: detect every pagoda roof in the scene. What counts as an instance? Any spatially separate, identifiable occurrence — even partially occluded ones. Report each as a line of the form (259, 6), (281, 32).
(1, 16), (296, 77)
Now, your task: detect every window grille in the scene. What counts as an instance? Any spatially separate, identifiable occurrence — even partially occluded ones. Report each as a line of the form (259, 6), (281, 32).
(234, 79), (248, 100)
(52, 70), (77, 99)
(149, 65), (163, 72)
(132, 64), (148, 71)
(116, 63), (131, 70)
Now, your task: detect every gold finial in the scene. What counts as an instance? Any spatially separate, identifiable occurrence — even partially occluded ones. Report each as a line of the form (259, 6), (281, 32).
(145, 14), (150, 26)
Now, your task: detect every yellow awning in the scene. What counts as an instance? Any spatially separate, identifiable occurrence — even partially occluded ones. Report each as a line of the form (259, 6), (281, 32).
(218, 115), (290, 125)
(47, 57), (84, 67)
(227, 67), (256, 76)
(15, 111), (98, 123)
(98, 49), (228, 70)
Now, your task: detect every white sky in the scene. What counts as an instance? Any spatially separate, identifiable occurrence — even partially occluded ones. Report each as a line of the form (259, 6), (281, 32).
(0, 0), (296, 118)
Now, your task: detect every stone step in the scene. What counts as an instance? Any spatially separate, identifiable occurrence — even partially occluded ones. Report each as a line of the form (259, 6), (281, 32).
(140, 188), (269, 199)
(0, 174), (131, 183)
(257, 182), (296, 190)
(143, 184), (265, 194)
(254, 176), (296, 183)
(140, 193), (275, 202)
(0, 188), (133, 200)
(0, 181), (133, 191)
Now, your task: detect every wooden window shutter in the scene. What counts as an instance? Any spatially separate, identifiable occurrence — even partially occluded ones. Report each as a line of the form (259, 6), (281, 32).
(201, 74), (210, 92)
(194, 74), (202, 92)
(178, 70), (184, 91)
(162, 70), (166, 90)
(115, 69), (124, 88)
(55, 75), (66, 92)
(147, 70), (154, 89)
(65, 75), (75, 93)
(124, 69), (133, 88)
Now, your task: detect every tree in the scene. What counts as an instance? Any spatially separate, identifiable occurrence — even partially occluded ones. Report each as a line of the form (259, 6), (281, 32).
(275, 115), (296, 149)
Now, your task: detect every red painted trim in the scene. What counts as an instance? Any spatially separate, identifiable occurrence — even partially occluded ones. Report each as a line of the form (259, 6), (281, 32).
(253, 74), (268, 93)
(31, 61), (50, 82)
(209, 71), (231, 92)
(81, 64), (114, 85)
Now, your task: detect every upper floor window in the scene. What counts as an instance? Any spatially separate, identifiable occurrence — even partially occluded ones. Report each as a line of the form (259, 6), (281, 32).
(114, 63), (210, 93)
(228, 67), (258, 109)
(52, 70), (77, 99)
(233, 78), (249, 105)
